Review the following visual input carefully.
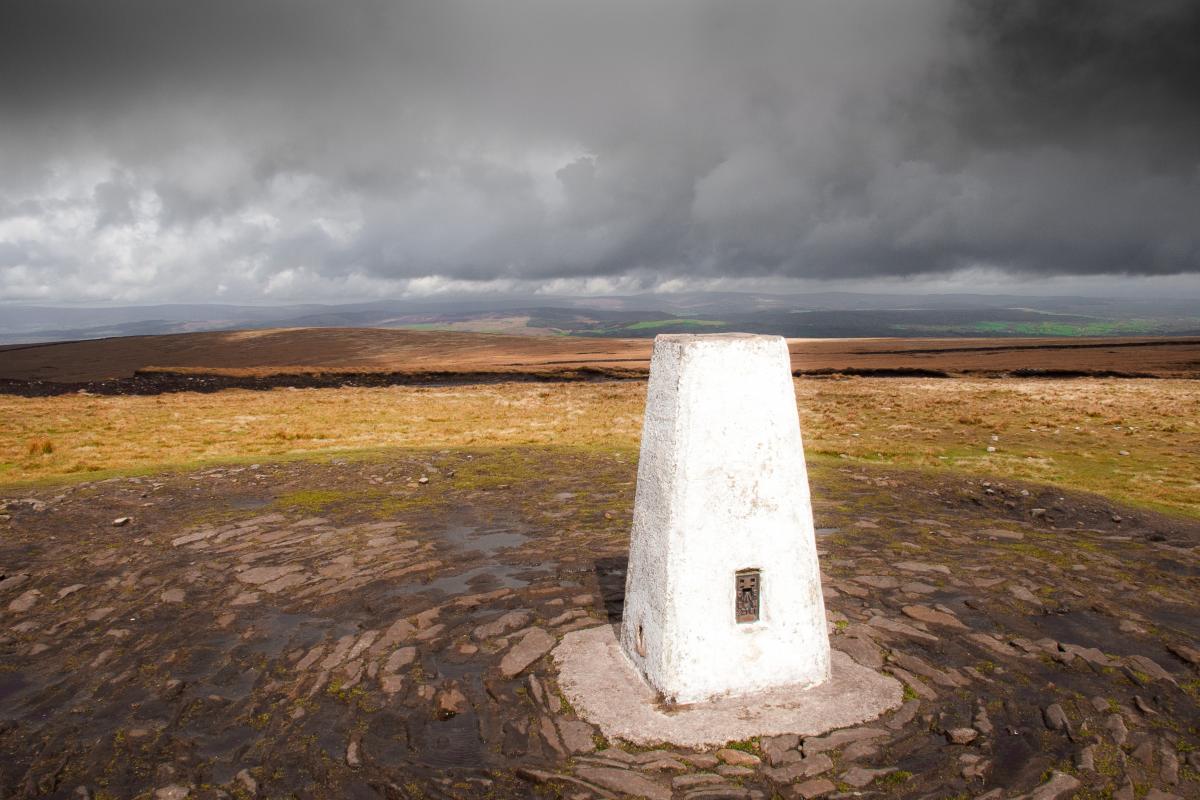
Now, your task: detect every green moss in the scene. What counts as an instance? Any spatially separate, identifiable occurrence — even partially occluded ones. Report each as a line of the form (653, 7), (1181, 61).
(273, 488), (348, 512)
(723, 737), (761, 755)
(878, 770), (914, 788)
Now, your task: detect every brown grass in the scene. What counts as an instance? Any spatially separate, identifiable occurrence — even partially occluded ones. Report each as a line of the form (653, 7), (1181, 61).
(2, 378), (1197, 517)
(2, 327), (1198, 382)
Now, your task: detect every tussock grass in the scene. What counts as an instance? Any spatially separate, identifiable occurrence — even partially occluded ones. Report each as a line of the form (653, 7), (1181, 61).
(1, 378), (1196, 517)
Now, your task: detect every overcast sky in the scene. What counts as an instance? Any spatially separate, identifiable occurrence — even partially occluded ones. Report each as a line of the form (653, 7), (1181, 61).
(1, 0), (1198, 305)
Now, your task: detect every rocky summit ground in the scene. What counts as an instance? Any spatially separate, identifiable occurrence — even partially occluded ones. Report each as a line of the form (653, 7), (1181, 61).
(1, 448), (1198, 800)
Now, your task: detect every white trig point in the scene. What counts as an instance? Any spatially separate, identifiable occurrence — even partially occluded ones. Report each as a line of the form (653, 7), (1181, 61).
(619, 333), (830, 704)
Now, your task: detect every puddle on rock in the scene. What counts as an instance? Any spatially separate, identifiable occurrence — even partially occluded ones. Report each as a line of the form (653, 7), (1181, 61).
(228, 495), (272, 510)
(443, 524), (529, 557)
(393, 563), (548, 598)
(391, 518), (552, 598)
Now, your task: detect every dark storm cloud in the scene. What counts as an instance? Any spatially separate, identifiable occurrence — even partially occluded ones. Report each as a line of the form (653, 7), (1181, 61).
(0, 0), (1197, 302)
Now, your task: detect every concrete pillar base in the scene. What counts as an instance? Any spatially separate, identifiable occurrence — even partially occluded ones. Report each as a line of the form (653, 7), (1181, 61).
(553, 625), (903, 749)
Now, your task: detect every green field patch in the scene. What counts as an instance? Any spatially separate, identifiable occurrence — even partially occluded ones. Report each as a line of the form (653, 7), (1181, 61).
(623, 319), (725, 331)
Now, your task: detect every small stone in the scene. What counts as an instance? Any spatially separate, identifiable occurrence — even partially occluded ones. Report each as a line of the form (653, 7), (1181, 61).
(1008, 584), (1043, 605)
(556, 719), (596, 753)
(1159, 742), (1179, 785)
(473, 610), (533, 640)
(236, 564), (302, 585)
(573, 767), (670, 800)
(800, 752), (834, 778)
(841, 741), (879, 761)
(1017, 770), (1079, 800)
(867, 615), (938, 643)
(112, 517), (132, 527)
(383, 646), (417, 674)
(973, 705), (994, 736)
(380, 675), (404, 694)
(153, 787), (189, 800)
(761, 733), (801, 766)
(379, 618), (416, 647)
(0, 573), (30, 593)
(803, 727), (887, 755)
(901, 604), (967, 629)
(499, 627), (555, 678)
(717, 764), (755, 777)
(764, 752), (832, 783)
(854, 575), (900, 589)
(548, 608), (587, 627)
(160, 588), (185, 603)
(793, 778), (835, 799)
(1074, 745), (1096, 772)
(7, 589), (40, 612)
(1105, 713), (1128, 745)
(235, 770), (257, 794)
(832, 637), (883, 669)
(57, 583), (85, 599)
(673, 774), (727, 790)
(716, 748), (761, 767)
(1125, 654), (1177, 684)
(1043, 703), (1070, 734)
(841, 766), (895, 788)
(1131, 738), (1155, 766)
(947, 727), (978, 745)
(435, 685), (468, 718)
(1031, 508), (1047, 519)
(961, 754), (991, 780)
(346, 738), (361, 768)
(886, 699), (920, 730)
(1166, 642), (1200, 666)
(346, 631), (380, 662)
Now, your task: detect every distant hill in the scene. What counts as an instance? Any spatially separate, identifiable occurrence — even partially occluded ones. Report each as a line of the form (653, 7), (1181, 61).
(2, 291), (1199, 344)
(2, 327), (1198, 388)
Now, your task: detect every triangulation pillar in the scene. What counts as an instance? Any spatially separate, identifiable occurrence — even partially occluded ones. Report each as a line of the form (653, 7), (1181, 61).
(619, 333), (830, 704)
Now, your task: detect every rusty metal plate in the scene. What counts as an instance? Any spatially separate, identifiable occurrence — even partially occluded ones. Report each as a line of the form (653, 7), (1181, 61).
(736, 569), (760, 623)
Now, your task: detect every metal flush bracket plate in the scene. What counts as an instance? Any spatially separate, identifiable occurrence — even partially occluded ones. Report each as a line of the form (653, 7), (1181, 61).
(736, 568), (760, 623)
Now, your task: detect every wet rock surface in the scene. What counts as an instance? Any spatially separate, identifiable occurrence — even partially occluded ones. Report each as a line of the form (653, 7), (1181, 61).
(1, 448), (1198, 798)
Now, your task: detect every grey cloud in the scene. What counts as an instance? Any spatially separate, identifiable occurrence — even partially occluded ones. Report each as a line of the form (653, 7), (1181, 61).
(0, 0), (1197, 303)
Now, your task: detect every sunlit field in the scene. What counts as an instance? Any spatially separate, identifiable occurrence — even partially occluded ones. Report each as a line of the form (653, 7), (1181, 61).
(3, 377), (1197, 517)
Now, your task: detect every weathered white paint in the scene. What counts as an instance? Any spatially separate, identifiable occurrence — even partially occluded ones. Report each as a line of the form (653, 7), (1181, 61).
(620, 333), (830, 704)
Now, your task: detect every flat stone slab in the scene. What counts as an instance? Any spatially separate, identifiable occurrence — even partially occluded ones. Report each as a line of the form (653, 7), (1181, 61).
(553, 625), (903, 748)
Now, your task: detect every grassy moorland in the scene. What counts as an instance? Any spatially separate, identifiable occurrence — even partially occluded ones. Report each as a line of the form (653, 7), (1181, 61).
(2, 377), (1197, 518)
